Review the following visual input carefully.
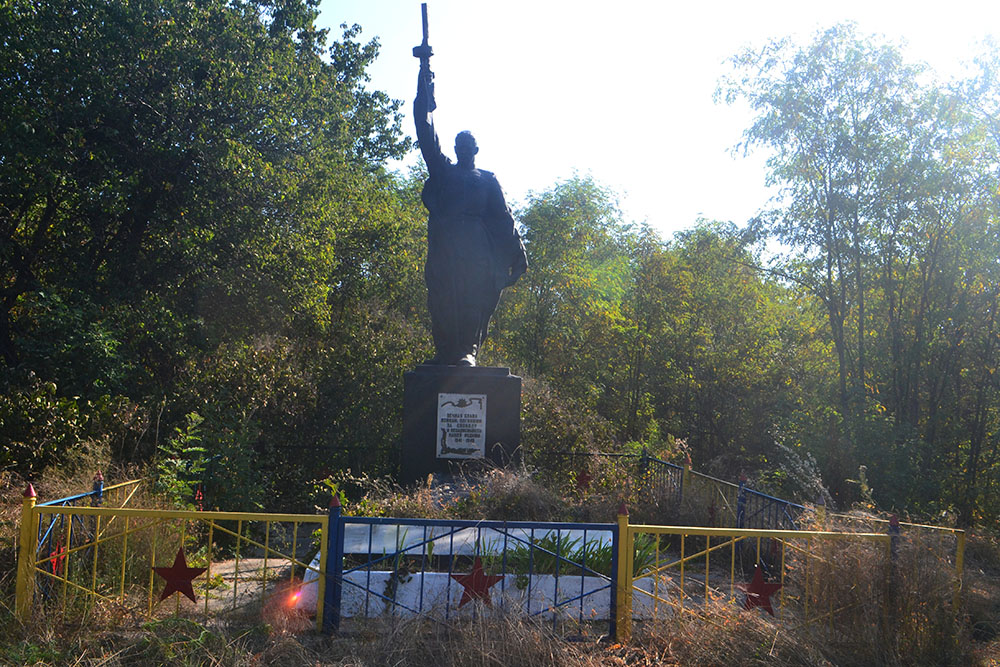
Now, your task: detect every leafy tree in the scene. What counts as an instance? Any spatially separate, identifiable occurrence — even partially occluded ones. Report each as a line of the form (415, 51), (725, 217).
(633, 223), (829, 484)
(720, 24), (926, 437)
(493, 177), (826, 492)
(0, 0), (424, 488)
(722, 24), (1000, 517)
(0, 0), (408, 376)
(490, 175), (633, 398)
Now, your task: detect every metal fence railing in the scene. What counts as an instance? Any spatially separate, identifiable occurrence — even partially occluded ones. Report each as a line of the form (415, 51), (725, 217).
(737, 482), (806, 531)
(35, 473), (145, 510)
(534, 451), (807, 532)
(15, 482), (965, 639)
(17, 483), (327, 627)
(612, 507), (966, 641)
(320, 506), (617, 636)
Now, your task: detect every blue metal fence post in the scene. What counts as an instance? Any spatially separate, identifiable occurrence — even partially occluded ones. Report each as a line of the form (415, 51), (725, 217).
(91, 471), (104, 506)
(637, 448), (648, 504)
(323, 495), (344, 634)
(609, 504), (621, 640)
(736, 474), (747, 529)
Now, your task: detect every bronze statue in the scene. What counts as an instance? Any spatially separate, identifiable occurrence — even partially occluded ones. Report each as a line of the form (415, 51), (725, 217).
(412, 5), (527, 367)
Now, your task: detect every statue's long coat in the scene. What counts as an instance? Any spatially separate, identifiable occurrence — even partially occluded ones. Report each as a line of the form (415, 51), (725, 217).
(414, 77), (527, 363)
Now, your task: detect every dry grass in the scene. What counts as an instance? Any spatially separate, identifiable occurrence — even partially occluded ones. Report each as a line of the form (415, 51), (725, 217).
(329, 612), (607, 667)
(0, 586), (975, 667)
(632, 603), (829, 666)
(323, 470), (449, 519)
(2, 608), (613, 666)
(326, 466), (571, 522)
(453, 466), (569, 521)
(963, 531), (1000, 664)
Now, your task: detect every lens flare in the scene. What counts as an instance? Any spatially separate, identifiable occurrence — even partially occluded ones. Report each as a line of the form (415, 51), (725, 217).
(262, 577), (310, 633)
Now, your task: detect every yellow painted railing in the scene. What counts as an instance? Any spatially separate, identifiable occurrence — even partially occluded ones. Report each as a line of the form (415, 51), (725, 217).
(614, 509), (965, 640)
(101, 478), (146, 508)
(17, 486), (328, 628)
(682, 466), (740, 524)
(16, 482), (965, 640)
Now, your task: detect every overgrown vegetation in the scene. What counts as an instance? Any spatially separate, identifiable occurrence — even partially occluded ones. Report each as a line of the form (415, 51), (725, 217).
(4, 1), (1000, 662)
(4, 1), (1000, 528)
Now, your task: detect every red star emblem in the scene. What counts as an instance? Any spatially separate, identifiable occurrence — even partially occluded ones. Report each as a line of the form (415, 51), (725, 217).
(51, 539), (66, 575)
(576, 470), (593, 491)
(154, 548), (207, 603)
(742, 563), (782, 616)
(451, 557), (503, 607)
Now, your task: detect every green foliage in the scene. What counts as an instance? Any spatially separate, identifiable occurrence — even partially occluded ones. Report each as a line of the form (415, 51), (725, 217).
(520, 377), (616, 459)
(0, 370), (143, 476)
(154, 412), (207, 509)
(0, 374), (84, 477)
(0, 0), (430, 502)
(124, 617), (269, 665)
(490, 174), (632, 385)
(722, 23), (1000, 518)
(3, 0), (1000, 531)
(316, 477), (348, 509)
(481, 531), (658, 579)
(502, 184), (826, 494)
(1, 639), (66, 666)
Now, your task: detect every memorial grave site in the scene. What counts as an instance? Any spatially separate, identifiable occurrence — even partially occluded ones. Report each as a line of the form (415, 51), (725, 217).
(5, 0), (1000, 665)
(0, 458), (987, 666)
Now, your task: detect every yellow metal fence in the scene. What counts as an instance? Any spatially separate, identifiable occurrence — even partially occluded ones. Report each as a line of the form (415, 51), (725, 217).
(17, 486), (328, 628)
(613, 510), (965, 641)
(16, 483), (965, 641)
(98, 478), (146, 509)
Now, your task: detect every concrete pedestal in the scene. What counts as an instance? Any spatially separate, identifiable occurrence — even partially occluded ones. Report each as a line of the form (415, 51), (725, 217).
(401, 365), (521, 484)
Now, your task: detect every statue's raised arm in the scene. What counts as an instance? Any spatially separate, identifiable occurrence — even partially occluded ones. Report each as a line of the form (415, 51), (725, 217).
(412, 4), (444, 175)
(413, 62), (445, 175)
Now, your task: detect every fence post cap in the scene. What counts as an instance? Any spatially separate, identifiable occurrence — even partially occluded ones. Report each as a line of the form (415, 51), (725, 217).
(889, 514), (900, 528)
(93, 471), (104, 482)
(23, 483), (36, 498)
(684, 453), (692, 467)
(329, 494), (341, 509)
(617, 502), (629, 517)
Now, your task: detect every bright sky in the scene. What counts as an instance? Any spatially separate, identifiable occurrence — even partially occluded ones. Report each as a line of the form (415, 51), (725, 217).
(318, 0), (998, 239)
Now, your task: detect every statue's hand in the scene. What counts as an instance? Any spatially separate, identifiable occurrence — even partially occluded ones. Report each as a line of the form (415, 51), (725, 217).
(417, 65), (435, 96)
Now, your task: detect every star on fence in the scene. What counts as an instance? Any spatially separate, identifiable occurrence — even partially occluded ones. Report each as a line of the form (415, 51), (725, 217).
(154, 548), (207, 603)
(451, 557), (502, 607)
(742, 563), (782, 616)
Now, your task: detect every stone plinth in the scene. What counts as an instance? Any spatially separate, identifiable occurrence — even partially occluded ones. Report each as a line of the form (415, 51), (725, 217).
(401, 365), (521, 484)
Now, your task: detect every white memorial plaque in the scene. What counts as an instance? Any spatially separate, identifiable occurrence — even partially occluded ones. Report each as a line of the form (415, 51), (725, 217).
(436, 393), (486, 459)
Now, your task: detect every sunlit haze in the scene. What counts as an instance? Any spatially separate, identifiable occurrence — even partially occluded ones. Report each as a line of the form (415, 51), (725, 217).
(319, 0), (998, 238)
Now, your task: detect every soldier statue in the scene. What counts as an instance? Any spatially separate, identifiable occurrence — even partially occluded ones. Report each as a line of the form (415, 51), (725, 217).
(413, 8), (527, 367)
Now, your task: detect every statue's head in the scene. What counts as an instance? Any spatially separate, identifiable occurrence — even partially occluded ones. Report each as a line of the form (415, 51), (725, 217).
(455, 131), (478, 164)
